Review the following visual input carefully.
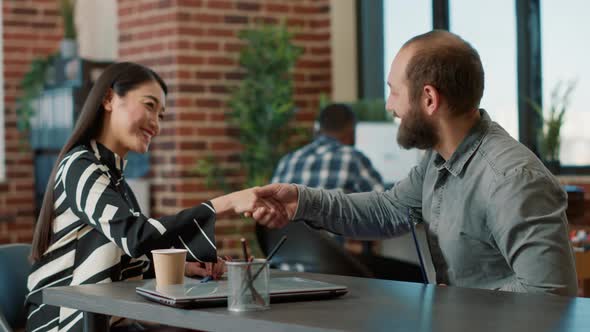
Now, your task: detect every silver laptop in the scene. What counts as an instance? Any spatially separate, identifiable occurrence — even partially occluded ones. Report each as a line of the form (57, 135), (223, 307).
(136, 276), (348, 308)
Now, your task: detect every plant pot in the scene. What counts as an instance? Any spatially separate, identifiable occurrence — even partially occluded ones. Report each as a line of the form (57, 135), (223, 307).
(60, 39), (78, 59)
(544, 159), (561, 175)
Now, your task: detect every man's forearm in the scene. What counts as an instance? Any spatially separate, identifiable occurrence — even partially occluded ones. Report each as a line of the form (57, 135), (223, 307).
(293, 185), (412, 239)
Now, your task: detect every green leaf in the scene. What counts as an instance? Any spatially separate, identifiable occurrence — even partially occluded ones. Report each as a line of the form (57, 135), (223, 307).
(16, 55), (56, 133)
(529, 80), (577, 162)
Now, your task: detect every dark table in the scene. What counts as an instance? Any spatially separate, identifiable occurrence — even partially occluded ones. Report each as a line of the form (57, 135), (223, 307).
(42, 271), (590, 332)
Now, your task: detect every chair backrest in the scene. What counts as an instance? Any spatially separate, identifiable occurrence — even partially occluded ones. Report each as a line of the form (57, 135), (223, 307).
(0, 243), (32, 330)
(255, 223), (373, 278)
(0, 312), (12, 332)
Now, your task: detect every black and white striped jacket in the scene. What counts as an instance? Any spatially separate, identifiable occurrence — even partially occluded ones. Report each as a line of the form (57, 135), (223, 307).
(26, 140), (218, 332)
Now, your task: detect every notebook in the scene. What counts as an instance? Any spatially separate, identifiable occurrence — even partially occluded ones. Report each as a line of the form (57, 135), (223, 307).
(136, 276), (348, 308)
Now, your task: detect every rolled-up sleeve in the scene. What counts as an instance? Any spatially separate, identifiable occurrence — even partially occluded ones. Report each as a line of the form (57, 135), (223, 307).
(488, 169), (577, 296)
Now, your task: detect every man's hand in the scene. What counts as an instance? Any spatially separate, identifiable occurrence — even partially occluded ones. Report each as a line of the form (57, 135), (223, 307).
(211, 187), (286, 221)
(244, 183), (299, 228)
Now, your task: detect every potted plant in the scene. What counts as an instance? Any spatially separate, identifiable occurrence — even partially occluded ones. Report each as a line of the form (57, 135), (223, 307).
(228, 24), (304, 187)
(529, 80), (577, 173)
(16, 55), (57, 134)
(319, 94), (392, 122)
(16, 0), (77, 134)
(193, 24), (303, 256)
(196, 24), (303, 188)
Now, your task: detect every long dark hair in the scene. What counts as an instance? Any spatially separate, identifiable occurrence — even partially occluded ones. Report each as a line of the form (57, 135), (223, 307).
(31, 62), (167, 261)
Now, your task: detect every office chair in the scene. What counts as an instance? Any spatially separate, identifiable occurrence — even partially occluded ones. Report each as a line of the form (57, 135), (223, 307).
(255, 222), (373, 278)
(0, 243), (32, 331)
(256, 221), (425, 283)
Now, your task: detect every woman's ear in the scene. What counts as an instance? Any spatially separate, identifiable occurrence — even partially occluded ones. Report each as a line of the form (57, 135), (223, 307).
(102, 89), (114, 112)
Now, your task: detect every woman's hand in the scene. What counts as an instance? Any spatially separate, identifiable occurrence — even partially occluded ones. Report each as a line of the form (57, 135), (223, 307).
(211, 188), (288, 221)
(244, 184), (299, 228)
(185, 256), (231, 280)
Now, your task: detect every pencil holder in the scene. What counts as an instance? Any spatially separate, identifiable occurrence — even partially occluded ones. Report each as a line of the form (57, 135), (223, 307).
(227, 259), (270, 312)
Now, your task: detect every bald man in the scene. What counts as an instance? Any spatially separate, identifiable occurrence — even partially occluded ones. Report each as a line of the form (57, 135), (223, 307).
(249, 30), (577, 296)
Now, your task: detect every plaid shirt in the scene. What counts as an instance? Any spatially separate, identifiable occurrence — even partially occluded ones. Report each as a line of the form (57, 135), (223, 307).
(271, 135), (384, 193)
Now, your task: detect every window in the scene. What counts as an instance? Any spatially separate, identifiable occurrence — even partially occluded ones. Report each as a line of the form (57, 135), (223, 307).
(383, 1), (518, 139)
(374, 1), (590, 173)
(541, 0), (590, 165)
(363, 0), (432, 184)
(450, 0), (518, 138)
(383, 0), (432, 98)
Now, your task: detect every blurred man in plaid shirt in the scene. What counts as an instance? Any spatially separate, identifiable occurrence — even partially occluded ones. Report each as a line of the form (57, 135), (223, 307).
(271, 103), (384, 194)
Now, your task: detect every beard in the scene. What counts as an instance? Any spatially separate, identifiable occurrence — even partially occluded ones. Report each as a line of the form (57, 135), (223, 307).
(396, 101), (439, 150)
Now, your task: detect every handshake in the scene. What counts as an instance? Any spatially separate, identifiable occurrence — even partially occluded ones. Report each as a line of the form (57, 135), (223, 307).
(210, 183), (299, 229)
(187, 183), (298, 281)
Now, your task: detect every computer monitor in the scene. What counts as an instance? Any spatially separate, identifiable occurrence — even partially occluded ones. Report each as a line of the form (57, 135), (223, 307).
(355, 122), (422, 184)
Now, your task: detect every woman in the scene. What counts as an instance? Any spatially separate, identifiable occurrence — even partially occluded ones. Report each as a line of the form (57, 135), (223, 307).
(26, 62), (275, 332)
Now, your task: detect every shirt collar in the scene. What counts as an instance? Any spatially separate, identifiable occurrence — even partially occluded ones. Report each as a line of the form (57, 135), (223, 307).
(433, 109), (491, 177)
(90, 139), (128, 176)
(315, 135), (342, 145)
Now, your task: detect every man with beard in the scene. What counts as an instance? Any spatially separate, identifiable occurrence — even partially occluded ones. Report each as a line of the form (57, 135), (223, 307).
(245, 30), (577, 296)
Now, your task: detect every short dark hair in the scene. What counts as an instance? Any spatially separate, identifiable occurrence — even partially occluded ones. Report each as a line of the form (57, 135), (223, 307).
(403, 30), (484, 115)
(318, 103), (356, 132)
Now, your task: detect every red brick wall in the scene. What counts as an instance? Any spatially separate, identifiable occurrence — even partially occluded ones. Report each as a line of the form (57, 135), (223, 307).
(0, 0), (62, 244)
(117, 0), (332, 256)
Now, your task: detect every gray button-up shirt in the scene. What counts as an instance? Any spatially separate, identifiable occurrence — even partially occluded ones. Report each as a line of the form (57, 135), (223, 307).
(294, 110), (577, 296)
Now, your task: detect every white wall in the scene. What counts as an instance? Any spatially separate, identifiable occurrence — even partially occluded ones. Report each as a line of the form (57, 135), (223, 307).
(127, 179), (150, 216)
(330, 0), (358, 102)
(74, 0), (118, 61)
